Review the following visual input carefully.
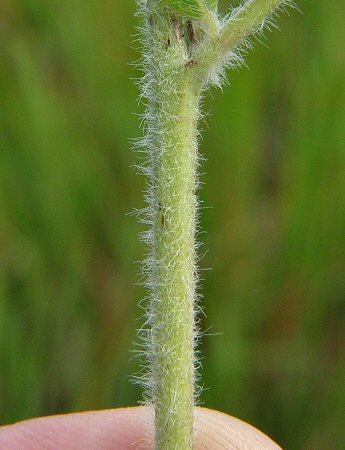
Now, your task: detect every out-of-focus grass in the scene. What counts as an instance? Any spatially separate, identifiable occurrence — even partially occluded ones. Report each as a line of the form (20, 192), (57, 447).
(0, 1), (344, 449)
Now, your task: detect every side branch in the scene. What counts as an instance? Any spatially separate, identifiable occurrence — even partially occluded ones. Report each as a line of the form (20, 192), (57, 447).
(220, 0), (291, 50)
(194, 0), (293, 83)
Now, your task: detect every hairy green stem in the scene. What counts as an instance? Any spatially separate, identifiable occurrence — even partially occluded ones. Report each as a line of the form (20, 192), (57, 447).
(195, 0), (292, 81)
(138, 0), (292, 448)
(142, 4), (203, 448)
(152, 76), (200, 448)
(221, 0), (289, 49)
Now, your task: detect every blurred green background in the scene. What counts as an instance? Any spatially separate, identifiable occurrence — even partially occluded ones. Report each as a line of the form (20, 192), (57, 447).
(1, 0), (345, 448)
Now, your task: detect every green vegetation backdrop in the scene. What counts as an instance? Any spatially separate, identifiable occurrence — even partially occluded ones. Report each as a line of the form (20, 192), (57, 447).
(1, 1), (344, 449)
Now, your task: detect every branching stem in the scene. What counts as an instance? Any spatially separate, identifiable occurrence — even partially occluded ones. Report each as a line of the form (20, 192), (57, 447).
(137, 1), (292, 448)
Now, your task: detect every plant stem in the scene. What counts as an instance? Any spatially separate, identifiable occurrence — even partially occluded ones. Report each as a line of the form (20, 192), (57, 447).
(195, 0), (292, 81)
(152, 77), (200, 448)
(138, 1), (293, 448)
(142, 4), (203, 449)
(221, 0), (290, 48)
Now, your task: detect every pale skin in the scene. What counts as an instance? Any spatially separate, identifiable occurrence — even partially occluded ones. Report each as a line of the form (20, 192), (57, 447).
(0, 407), (282, 449)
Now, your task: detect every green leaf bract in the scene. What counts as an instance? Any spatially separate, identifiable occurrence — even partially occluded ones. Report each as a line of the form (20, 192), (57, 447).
(163, 0), (203, 18)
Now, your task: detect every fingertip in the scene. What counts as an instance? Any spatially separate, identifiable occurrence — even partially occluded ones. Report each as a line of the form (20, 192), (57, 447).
(0, 407), (154, 450)
(0, 407), (282, 450)
(195, 407), (283, 450)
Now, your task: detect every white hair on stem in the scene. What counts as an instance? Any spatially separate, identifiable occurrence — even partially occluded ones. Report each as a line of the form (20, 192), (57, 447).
(133, 0), (295, 448)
